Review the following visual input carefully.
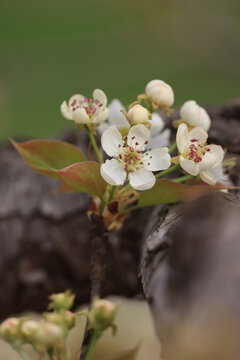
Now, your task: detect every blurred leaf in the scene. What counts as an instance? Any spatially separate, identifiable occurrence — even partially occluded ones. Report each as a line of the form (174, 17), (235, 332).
(58, 161), (107, 196)
(10, 138), (86, 179)
(105, 343), (140, 360)
(138, 179), (218, 207)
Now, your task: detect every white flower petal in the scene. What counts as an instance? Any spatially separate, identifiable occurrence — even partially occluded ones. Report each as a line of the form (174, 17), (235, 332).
(72, 108), (89, 124)
(179, 156), (199, 176)
(108, 99), (130, 130)
(144, 148), (171, 171)
(176, 123), (189, 154)
(68, 94), (85, 108)
(95, 107), (110, 123)
(207, 144), (224, 168)
(180, 100), (211, 131)
(128, 124), (150, 149)
(199, 145), (224, 172)
(93, 89), (107, 107)
(148, 129), (171, 149)
(101, 125), (123, 157)
(199, 171), (217, 185)
(150, 113), (165, 136)
(188, 127), (208, 145)
(129, 168), (156, 191)
(97, 121), (110, 134)
(100, 159), (126, 186)
(60, 101), (73, 120)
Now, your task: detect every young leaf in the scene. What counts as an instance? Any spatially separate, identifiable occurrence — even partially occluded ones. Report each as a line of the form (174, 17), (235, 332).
(58, 161), (107, 196)
(138, 179), (218, 207)
(10, 138), (86, 179)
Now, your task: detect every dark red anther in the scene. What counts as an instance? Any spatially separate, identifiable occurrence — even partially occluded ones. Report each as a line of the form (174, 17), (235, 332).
(137, 150), (141, 153)
(72, 107), (76, 111)
(125, 153), (130, 157)
(131, 136), (135, 139)
(119, 154), (122, 159)
(124, 158), (128, 163)
(145, 141), (148, 144)
(136, 156), (140, 160)
(190, 138), (198, 142)
(135, 142), (139, 145)
(129, 159), (134, 165)
(123, 136), (128, 141)
(71, 99), (77, 106)
(129, 147), (134, 152)
(95, 99), (100, 104)
(125, 164), (128, 170)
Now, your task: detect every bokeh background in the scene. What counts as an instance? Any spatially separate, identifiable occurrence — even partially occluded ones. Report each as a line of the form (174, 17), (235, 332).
(0, 0), (239, 141)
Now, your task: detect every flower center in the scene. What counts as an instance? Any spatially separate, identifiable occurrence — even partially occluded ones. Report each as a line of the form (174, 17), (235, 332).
(117, 136), (149, 172)
(70, 97), (103, 115)
(187, 138), (210, 163)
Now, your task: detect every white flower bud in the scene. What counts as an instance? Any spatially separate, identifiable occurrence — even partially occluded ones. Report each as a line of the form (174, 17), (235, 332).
(180, 100), (211, 131)
(127, 104), (149, 125)
(0, 318), (20, 341)
(145, 79), (174, 108)
(33, 322), (63, 347)
(21, 320), (39, 339)
(90, 298), (117, 332)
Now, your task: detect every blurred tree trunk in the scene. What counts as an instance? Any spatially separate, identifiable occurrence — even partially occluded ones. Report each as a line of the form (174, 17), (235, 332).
(0, 100), (239, 319)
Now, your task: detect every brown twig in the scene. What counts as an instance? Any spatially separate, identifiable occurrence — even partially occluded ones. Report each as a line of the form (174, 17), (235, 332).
(80, 213), (108, 359)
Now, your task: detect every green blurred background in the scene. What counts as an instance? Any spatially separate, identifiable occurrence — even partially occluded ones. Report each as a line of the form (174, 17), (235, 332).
(0, 0), (239, 141)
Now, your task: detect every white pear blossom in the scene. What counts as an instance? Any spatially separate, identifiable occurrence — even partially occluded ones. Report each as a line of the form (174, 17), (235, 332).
(176, 123), (224, 185)
(98, 99), (170, 148)
(60, 89), (109, 127)
(180, 100), (211, 131)
(100, 124), (171, 190)
(145, 79), (174, 108)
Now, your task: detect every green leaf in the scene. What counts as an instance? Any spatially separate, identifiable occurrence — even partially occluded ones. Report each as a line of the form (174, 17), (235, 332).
(10, 138), (86, 179)
(57, 161), (107, 196)
(138, 178), (217, 207)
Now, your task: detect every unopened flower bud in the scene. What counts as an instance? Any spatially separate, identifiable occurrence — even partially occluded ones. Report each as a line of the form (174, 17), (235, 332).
(90, 298), (117, 332)
(0, 318), (20, 341)
(127, 104), (149, 125)
(145, 79), (174, 108)
(49, 290), (75, 312)
(33, 322), (63, 348)
(180, 100), (211, 131)
(21, 320), (39, 340)
(44, 312), (63, 326)
(65, 311), (76, 330)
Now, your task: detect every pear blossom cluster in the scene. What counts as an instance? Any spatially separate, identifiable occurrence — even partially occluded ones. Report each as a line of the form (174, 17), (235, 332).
(61, 79), (226, 190)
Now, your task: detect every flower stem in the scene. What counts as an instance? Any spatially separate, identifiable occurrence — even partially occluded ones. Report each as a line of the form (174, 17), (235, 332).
(174, 175), (195, 183)
(83, 331), (99, 360)
(155, 164), (180, 179)
(108, 185), (115, 202)
(84, 125), (103, 164)
(168, 142), (177, 154)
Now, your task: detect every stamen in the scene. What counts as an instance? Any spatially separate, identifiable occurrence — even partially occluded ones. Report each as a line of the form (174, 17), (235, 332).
(145, 141), (148, 144)
(129, 147), (134, 152)
(125, 164), (128, 170)
(129, 159), (134, 165)
(135, 156), (140, 160)
(119, 154), (122, 159)
(190, 139), (198, 142)
(135, 142), (139, 145)
(131, 136), (135, 139)
(123, 136), (128, 141)
(125, 153), (130, 157)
